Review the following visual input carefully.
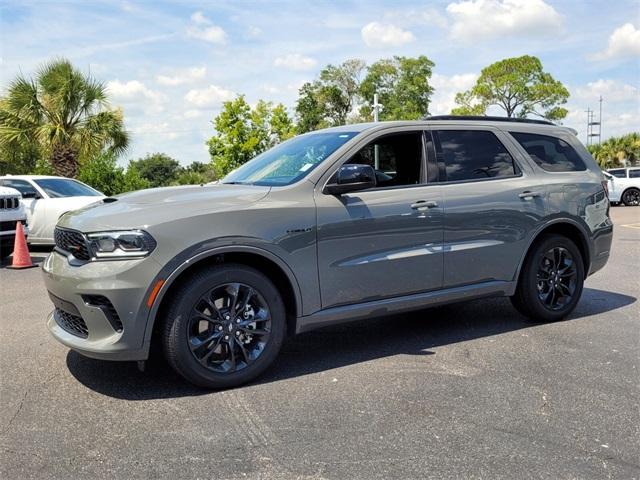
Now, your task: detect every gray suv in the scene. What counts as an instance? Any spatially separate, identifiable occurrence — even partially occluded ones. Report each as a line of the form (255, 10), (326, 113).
(43, 117), (613, 388)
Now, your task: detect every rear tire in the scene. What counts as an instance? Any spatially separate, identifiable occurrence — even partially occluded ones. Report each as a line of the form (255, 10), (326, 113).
(622, 188), (640, 206)
(162, 264), (286, 389)
(511, 234), (584, 322)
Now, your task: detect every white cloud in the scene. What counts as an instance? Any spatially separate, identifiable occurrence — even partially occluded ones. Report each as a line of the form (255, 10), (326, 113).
(361, 22), (416, 47)
(186, 11), (227, 44)
(430, 73), (479, 114)
(247, 25), (262, 38)
(183, 109), (204, 119)
(184, 84), (235, 108)
(273, 53), (317, 71)
(574, 79), (639, 103)
(106, 80), (166, 112)
(590, 23), (640, 61)
(134, 121), (178, 140)
(156, 66), (207, 86)
(191, 11), (209, 25)
(446, 0), (562, 41)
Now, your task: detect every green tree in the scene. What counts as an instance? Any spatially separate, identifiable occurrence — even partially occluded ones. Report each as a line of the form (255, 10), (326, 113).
(122, 162), (151, 192)
(208, 95), (295, 178)
(451, 55), (570, 120)
(77, 152), (125, 196)
(359, 55), (435, 121)
(173, 161), (217, 185)
(295, 59), (366, 132)
(128, 152), (182, 188)
(0, 58), (129, 178)
(587, 133), (640, 168)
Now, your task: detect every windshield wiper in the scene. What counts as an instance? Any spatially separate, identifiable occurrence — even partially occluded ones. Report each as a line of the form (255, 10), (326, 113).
(221, 181), (249, 185)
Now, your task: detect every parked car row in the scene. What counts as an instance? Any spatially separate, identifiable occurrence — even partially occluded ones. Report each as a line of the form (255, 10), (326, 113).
(0, 175), (104, 245)
(604, 167), (640, 206)
(0, 186), (29, 260)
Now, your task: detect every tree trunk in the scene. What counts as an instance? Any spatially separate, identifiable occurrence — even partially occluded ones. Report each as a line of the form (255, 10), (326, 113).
(50, 144), (79, 178)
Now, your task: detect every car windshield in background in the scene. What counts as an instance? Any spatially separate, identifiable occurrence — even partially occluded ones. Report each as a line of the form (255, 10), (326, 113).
(222, 131), (358, 186)
(34, 179), (102, 198)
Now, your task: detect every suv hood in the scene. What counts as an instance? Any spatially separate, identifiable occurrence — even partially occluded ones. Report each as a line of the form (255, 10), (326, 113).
(57, 184), (271, 232)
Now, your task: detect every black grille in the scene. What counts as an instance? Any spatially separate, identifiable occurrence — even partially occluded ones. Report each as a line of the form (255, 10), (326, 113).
(0, 197), (20, 209)
(54, 308), (89, 338)
(83, 295), (123, 332)
(0, 219), (26, 231)
(54, 228), (91, 261)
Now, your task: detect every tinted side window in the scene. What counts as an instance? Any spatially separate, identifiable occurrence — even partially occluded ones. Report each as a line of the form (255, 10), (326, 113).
(511, 132), (586, 172)
(345, 132), (423, 188)
(629, 169), (640, 178)
(2, 179), (38, 197)
(435, 130), (518, 182)
(608, 169), (626, 178)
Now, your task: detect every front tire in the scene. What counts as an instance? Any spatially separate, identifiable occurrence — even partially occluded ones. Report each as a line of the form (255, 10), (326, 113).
(162, 264), (286, 389)
(511, 234), (584, 322)
(622, 188), (640, 206)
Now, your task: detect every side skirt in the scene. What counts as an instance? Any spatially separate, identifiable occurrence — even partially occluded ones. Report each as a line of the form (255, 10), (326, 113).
(295, 280), (516, 334)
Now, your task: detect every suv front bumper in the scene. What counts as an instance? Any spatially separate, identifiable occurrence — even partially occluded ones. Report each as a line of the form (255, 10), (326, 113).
(42, 250), (163, 361)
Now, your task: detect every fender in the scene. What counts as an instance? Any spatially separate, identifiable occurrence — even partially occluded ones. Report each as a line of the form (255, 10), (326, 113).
(139, 240), (304, 355)
(512, 215), (593, 284)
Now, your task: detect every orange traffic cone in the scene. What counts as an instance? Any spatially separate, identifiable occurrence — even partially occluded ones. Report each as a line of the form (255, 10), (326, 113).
(7, 221), (36, 269)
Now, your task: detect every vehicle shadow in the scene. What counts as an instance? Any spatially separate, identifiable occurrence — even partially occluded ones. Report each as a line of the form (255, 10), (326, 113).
(66, 287), (636, 400)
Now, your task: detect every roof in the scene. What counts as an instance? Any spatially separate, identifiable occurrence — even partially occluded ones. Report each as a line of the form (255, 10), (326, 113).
(319, 118), (575, 135)
(0, 175), (61, 180)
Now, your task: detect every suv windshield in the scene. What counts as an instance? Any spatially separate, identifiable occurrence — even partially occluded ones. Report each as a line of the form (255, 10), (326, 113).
(34, 178), (102, 198)
(222, 131), (358, 186)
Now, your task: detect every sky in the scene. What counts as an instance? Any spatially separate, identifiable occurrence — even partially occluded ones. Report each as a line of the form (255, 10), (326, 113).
(1, 0), (639, 166)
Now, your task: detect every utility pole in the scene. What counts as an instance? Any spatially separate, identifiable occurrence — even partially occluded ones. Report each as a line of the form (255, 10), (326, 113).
(372, 93), (383, 169)
(585, 97), (603, 146)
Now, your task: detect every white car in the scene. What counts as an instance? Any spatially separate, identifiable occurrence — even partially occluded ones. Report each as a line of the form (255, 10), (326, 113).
(604, 167), (640, 206)
(0, 186), (29, 259)
(0, 175), (104, 245)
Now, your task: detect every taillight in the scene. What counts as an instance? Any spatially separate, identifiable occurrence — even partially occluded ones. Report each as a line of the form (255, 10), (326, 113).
(601, 179), (609, 198)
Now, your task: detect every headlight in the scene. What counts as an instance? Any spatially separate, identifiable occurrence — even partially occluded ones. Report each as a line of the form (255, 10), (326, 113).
(86, 230), (156, 260)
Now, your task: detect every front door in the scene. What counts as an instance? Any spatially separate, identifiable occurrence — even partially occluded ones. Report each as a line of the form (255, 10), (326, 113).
(315, 130), (444, 309)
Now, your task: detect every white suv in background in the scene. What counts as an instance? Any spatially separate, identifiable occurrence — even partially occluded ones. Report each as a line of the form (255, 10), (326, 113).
(0, 175), (104, 245)
(605, 167), (640, 206)
(0, 186), (28, 260)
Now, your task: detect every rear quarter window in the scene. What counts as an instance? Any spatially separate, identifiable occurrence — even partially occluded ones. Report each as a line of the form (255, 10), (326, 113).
(510, 132), (587, 172)
(628, 169), (640, 178)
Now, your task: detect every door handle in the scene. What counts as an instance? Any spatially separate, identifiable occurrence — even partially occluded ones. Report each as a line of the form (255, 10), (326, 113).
(518, 191), (542, 200)
(411, 200), (438, 210)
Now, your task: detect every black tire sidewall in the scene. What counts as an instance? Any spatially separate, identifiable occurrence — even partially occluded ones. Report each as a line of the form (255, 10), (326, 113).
(519, 234), (585, 322)
(163, 265), (286, 389)
(623, 188), (639, 206)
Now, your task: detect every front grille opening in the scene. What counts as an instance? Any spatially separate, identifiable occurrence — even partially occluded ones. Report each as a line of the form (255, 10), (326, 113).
(0, 197), (20, 209)
(54, 228), (91, 261)
(83, 295), (123, 333)
(54, 308), (89, 338)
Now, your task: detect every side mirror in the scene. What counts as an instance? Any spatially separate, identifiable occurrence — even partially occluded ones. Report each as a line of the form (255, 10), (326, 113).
(324, 164), (377, 195)
(21, 191), (39, 199)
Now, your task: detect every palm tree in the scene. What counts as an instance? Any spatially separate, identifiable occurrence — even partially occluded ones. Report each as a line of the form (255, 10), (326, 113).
(0, 59), (129, 178)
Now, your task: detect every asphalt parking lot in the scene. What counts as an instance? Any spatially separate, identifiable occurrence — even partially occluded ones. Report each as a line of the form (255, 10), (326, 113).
(1, 207), (638, 479)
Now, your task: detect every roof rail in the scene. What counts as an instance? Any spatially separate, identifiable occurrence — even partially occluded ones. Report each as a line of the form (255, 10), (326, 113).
(426, 115), (556, 126)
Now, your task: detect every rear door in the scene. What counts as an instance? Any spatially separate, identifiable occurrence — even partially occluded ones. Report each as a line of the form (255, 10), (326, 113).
(431, 127), (547, 288)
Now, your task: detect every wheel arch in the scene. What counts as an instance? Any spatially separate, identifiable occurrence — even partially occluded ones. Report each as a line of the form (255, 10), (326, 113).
(515, 220), (591, 284)
(142, 245), (303, 355)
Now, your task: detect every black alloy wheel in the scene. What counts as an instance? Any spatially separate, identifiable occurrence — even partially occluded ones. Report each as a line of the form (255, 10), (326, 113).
(162, 264), (285, 389)
(536, 247), (578, 311)
(622, 188), (640, 206)
(188, 282), (271, 373)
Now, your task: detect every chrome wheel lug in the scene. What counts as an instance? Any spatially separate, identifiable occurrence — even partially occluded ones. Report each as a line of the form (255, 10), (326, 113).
(235, 331), (240, 336)
(217, 325), (223, 331)
(224, 315), (230, 320)
(224, 335), (229, 341)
